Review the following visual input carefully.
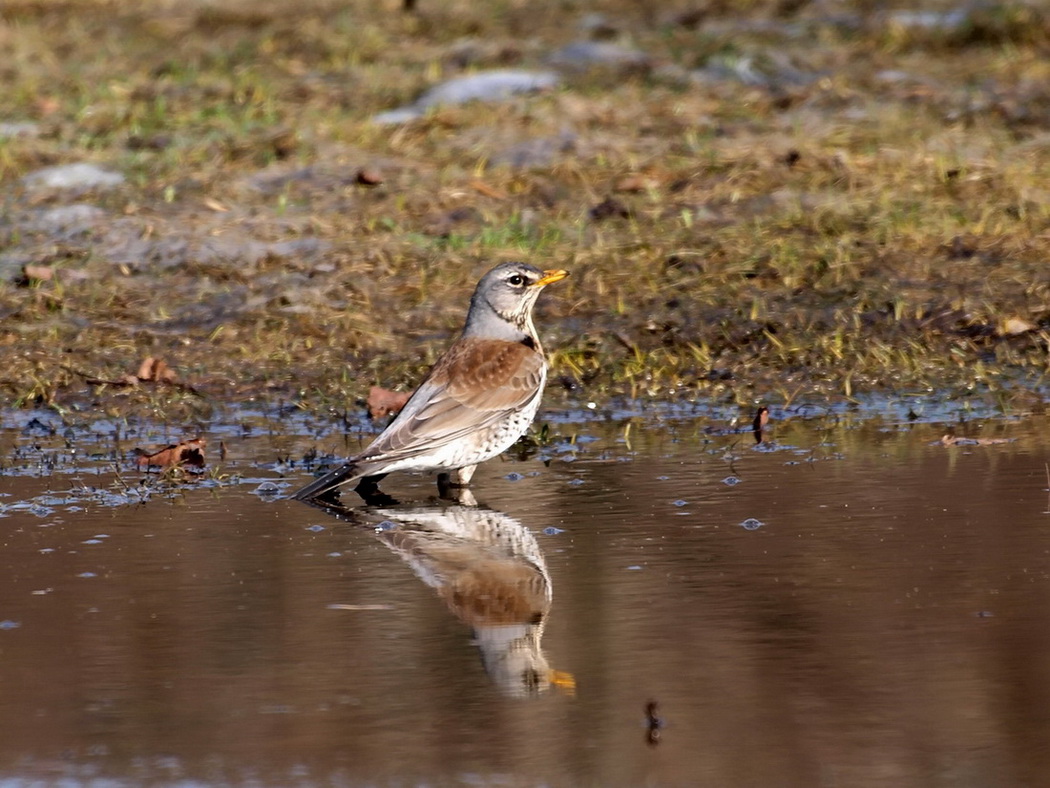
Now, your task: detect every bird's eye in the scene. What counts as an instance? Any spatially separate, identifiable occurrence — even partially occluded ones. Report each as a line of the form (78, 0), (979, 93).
(507, 274), (526, 286)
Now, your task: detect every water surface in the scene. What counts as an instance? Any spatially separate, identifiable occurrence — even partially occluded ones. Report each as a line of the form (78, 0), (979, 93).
(1, 406), (1048, 787)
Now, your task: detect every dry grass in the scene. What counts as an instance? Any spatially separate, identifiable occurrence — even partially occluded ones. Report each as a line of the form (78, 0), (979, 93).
(2, 0), (1050, 417)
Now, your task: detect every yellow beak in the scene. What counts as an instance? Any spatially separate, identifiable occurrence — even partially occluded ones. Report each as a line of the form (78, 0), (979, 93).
(533, 269), (569, 287)
(549, 669), (577, 696)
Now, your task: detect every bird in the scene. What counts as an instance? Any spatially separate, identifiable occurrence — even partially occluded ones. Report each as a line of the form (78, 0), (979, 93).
(302, 492), (576, 696)
(373, 501), (575, 697)
(293, 262), (568, 501)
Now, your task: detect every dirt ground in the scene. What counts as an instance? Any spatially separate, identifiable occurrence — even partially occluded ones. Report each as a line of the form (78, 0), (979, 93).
(2, 0), (1050, 421)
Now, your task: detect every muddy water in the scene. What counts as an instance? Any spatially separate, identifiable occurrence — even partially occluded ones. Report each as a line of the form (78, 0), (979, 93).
(1, 406), (1049, 787)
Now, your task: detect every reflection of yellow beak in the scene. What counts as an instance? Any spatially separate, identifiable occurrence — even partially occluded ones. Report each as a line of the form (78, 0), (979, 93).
(533, 269), (569, 287)
(549, 669), (577, 697)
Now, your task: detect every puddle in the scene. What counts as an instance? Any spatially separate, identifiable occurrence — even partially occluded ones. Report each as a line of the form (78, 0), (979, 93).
(1, 403), (1049, 785)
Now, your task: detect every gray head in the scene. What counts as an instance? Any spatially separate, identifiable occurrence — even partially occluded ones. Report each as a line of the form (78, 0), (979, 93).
(462, 262), (568, 341)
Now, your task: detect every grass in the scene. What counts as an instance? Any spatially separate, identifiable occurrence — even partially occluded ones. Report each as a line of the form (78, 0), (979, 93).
(3, 0), (1050, 420)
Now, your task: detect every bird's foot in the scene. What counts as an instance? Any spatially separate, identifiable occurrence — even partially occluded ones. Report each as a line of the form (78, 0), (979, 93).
(437, 470), (477, 505)
(355, 476), (399, 506)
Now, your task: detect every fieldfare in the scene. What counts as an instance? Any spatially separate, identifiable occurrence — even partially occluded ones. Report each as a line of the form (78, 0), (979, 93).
(293, 262), (568, 501)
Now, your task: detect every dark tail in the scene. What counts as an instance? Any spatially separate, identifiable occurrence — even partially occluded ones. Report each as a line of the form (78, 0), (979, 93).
(291, 460), (361, 501)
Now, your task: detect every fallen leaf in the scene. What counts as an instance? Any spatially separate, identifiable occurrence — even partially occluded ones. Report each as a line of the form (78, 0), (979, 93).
(355, 167), (384, 186)
(367, 386), (410, 420)
(1001, 317), (1035, 336)
(939, 434), (1011, 447)
(469, 179), (507, 200)
(136, 357), (177, 383)
(752, 406), (769, 444)
(21, 264), (53, 282)
(67, 357), (200, 395)
(135, 437), (207, 469)
(614, 175), (653, 193)
(35, 96), (60, 116)
(203, 197), (229, 212)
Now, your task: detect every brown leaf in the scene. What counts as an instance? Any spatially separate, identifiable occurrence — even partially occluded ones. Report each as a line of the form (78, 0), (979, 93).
(136, 357), (177, 383)
(469, 179), (507, 200)
(752, 406), (769, 444)
(614, 175), (654, 193)
(940, 434), (1011, 447)
(68, 357), (199, 395)
(21, 264), (54, 282)
(367, 386), (410, 420)
(135, 437), (207, 469)
(35, 96), (60, 116)
(355, 167), (384, 186)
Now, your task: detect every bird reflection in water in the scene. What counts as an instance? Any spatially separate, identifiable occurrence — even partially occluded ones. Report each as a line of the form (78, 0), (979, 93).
(306, 490), (575, 698)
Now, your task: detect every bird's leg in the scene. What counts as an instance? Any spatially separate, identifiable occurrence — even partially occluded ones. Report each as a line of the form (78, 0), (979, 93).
(438, 485), (478, 506)
(355, 474), (387, 492)
(438, 465), (476, 490)
(453, 465), (477, 485)
(355, 474), (399, 506)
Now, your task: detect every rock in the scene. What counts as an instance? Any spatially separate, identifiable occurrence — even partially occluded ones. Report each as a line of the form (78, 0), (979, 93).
(886, 9), (969, 32)
(373, 69), (560, 124)
(691, 53), (818, 89)
(243, 166), (318, 195)
(267, 238), (330, 259)
(0, 121), (40, 138)
(548, 41), (651, 71)
(23, 163), (124, 191)
(97, 224), (330, 271)
(0, 251), (33, 281)
(29, 204), (106, 236)
(416, 70), (559, 109)
(372, 107), (425, 125)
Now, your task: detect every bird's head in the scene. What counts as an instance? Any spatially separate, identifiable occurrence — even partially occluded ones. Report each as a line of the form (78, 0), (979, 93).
(465, 262), (568, 339)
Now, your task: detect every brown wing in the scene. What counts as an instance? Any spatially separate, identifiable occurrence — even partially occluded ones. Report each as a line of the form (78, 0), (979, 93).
(361, 338), (545, 463)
